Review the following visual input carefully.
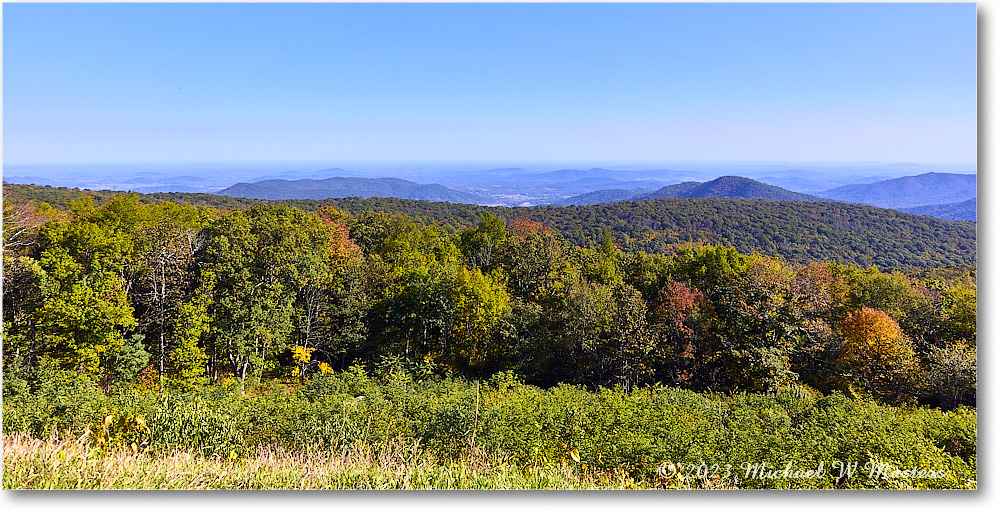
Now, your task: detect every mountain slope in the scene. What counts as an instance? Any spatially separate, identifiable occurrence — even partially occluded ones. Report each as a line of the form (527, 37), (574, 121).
(817, 172), (977, 209)
(639, 176), (822, 201)
(902, 198), (977, 222)
(218, 177), (491, 203)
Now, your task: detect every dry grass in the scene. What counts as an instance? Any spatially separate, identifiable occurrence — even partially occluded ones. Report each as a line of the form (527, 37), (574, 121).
(2, 433), (652, 490)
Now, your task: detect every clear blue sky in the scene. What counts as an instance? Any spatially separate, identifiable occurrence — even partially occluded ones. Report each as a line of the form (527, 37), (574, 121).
(3, 2), (977, 165)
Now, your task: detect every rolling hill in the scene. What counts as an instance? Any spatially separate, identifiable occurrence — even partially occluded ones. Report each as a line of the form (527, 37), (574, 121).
(817, 172), (977, 209)
(217, 176), (491, 203)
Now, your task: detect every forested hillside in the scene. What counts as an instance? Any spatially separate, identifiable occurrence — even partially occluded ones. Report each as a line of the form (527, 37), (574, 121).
(3, 183), (977, 269)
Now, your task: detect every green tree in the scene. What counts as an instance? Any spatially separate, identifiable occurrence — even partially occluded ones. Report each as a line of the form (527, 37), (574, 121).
(326, 255), (376, 367)
(2, 256), (46, 367)
(200, 205), (331, 393)
(132, 204), (202, 388)
(451, 267), (511, 374)
(543, 271), (609, 386)
(578, 230), (621, 286)
(459, 213), (507, 272)
(166, 271), (214, 389)
(592, 282), (652, 390)
(942, 280), (976, 343)
(30, 202), (140, 378)
(107, 333), (151, 387)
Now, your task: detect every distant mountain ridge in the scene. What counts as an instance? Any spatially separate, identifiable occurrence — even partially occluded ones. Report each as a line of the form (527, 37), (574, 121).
(755, 173), (896, 194)
(218, 176), (491, 204)
(817, 172), (976, 209)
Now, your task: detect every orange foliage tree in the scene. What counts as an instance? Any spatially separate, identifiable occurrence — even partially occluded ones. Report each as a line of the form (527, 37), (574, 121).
(838, 307), (919, 401)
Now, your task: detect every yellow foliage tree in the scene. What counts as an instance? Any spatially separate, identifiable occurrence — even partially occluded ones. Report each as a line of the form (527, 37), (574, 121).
(838, 307), (919, 401)
(290, 345), (314, 379)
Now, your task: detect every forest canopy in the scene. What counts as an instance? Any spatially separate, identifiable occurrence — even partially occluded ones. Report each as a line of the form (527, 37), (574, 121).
(2, 192), (976, 408)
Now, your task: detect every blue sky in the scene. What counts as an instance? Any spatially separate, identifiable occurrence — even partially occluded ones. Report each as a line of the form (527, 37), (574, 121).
(3, 2), (977, 165)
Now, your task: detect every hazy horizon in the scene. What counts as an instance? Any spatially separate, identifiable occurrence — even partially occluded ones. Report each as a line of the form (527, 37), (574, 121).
(3, 160), (978, 208)
(3, 159), (978, 180)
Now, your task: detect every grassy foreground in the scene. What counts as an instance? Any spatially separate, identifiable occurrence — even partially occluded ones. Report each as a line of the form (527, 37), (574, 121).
(3, 433), (670, 490)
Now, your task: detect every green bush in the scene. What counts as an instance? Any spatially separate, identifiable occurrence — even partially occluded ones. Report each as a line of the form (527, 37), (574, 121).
(2, 358), (108, 438)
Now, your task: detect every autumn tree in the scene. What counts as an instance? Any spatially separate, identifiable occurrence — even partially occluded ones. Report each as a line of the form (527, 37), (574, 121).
(2, 200), (47, 255)
(793, 262), (848, 322)
(789, 262), (849, 393)
(298, 210), (367, 369)
(668, 246), (801, 392)
(838, 307), (920, 402)
(842, 267), (946, 348)
(649, 280), (716, 387)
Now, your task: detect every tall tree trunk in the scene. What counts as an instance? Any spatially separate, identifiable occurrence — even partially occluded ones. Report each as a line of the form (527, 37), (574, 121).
(240, 361), (248, 395)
